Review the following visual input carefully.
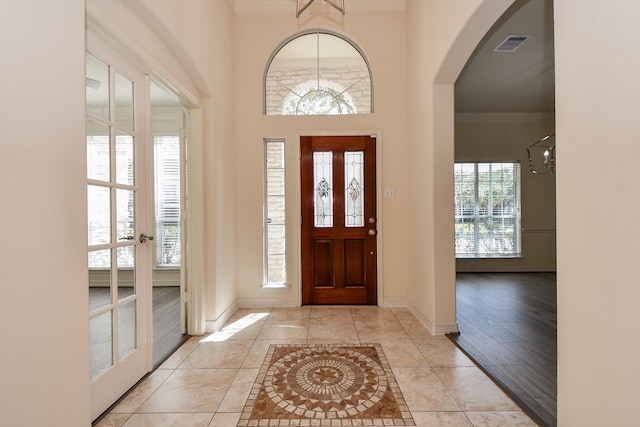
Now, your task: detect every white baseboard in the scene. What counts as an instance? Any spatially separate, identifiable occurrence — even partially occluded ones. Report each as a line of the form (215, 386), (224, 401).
(382, 298), (408, 307)
(408, 305), (459, 336)
(238, 297), (298, 309)
(204, 300), (239, 333)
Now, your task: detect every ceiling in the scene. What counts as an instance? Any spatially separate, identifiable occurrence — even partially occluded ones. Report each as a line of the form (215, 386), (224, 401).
(455, 0), (555, 113)
(235, 0), (554, 114)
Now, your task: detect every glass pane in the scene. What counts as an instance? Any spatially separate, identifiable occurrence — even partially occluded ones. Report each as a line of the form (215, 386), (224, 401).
(87, 120), (110, 182)
(88, 185), (111, 246)
(267, 34), (319, 115)
(267, 224), (286, 254)
(267, 196), (285, 224)
(117, 246), (135, 300)
(86, 52), (109, 120)
(116, 132), (134, 186)
(89, 310), (112, 380)
(154, 135), (181, 267)
(345, 151), (364, 227)
(266, 141), (284, 169)
(115, 71), (134, 132)
(89, 249), (111, 312)
(267, 254), (286, 284)
(116, 189), (135, 242)
(118, 300), (136, 360)
(313, 152), (333, 227)
(266, 33), (371, 115)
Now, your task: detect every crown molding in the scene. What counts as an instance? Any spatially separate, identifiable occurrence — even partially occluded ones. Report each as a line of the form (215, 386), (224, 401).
(234, 0), (406, 14)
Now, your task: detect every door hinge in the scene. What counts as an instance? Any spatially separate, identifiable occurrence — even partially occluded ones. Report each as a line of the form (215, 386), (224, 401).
(181, 291), (191, 303)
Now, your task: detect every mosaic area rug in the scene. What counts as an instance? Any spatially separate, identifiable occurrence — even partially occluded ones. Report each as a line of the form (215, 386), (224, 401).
(237, 344), (415, 426)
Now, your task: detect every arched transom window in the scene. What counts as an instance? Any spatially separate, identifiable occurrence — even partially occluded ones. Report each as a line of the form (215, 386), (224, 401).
(265, 31), (373, 115)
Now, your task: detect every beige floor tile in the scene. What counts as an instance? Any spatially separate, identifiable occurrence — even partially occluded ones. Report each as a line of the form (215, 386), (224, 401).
(415, 339), (475, 367)
(350, 306), (395, 321)
(157, 339), (199, 370)
(434, 367), (520, 411)
(112, 369), (174, 413)
(465, 411), (537, 426)
(378, 339), (428, 367)
(306, 338), (361, 345)
(225, 308), (271, 323)
(393, 367), (460, 412)
(307, 317), (359, 341)
(209, 412), (241, 426)
(411, 411), (473, 426)
(354, 314), (410, 342)
(179, 339), (253, 369)
(122, 413), (213, 426)
(241, 339), (305, 368)
(266, 307), (311, 321)
(98, 307), (531, 427)
(310, 306), (353, 318)
(396, 317), (444, 340)
(257, 319), (309, 340)
(94, 413), (131, 427)
(210, 318), (266, 341)
(137, 369), (236, 413)
(217, 368), (259, 413)
(388, 307), (415, 319)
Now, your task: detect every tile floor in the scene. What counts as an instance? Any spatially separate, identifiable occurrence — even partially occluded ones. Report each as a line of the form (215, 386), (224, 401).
(95, 307), (538, 427)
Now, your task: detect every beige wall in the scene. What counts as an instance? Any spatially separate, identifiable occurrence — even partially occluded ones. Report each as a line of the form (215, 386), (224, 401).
(555, 0), (640, 424)
(455, 112), (556, 272)
(234, 11), (411, 306)
(406, 0), (515, 333)
(6, 1), (640, 424)
(0, 1), (90, 425)
(87, 0), (239, 327)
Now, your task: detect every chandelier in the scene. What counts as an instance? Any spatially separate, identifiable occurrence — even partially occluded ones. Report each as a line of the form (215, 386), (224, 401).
(297, 0), (345, 17)
(526, 134), (555, 174)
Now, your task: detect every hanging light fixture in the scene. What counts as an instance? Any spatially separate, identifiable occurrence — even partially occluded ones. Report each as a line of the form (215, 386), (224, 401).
(296, 0), (345, 18)
(526, 134), (555, 174)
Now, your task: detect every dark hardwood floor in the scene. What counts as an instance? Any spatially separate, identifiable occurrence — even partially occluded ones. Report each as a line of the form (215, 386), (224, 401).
(152, 286), (185, 367)
(89, 286), (185, 374)
(449, 272), (557, 427)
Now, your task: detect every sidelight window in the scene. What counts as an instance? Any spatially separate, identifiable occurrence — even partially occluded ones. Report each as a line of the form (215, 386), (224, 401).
(264, 139), (287, 287)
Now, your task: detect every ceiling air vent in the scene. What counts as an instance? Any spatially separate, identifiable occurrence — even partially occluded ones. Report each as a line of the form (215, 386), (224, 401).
(494, 35), (530, 52)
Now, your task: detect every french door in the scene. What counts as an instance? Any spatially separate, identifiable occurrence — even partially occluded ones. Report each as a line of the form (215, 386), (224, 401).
(86, 46), (151, 419)
(300, 135), (377, 305)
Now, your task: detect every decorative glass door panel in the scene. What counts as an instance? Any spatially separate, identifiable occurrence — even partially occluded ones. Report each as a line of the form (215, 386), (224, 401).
(301, 136), (377, 305)
(86, 48), (150, 420)
(313, 152), (333, 227)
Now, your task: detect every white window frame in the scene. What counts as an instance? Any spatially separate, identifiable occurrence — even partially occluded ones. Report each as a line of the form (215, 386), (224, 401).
(454, 162), (521, 258)
(263, 139), (287, 287)
(153, 134), (182, 268)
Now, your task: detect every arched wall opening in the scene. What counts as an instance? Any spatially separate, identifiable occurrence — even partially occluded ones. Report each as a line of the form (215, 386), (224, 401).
(407, 0), (515, 333)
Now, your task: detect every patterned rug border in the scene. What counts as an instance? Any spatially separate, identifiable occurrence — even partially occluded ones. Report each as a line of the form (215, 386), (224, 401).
(237, 343), (416, 426)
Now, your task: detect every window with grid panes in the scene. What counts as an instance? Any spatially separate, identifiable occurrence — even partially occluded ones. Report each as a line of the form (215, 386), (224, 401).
(154, 135), (181, 267)
(264, 139), (287, 286)
(454, 162), (521, 257)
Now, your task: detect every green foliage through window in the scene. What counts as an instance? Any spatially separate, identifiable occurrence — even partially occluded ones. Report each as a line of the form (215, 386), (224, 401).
(454, 163), (521, 257)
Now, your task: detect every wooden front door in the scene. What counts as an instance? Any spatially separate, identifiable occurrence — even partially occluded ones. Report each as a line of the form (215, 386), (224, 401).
(301, 135), (377, 305)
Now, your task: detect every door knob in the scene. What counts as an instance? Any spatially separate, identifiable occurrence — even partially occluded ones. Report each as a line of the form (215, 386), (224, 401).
(139, 233), (154, 244)
(368, 229), (376, 236)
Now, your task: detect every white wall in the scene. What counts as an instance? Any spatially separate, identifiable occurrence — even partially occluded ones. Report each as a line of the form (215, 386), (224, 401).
(0, 1), (91, 426)
(234, 11), (410, 307)
(455, 112), (556, 272)
(555, 0), (640, 424)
